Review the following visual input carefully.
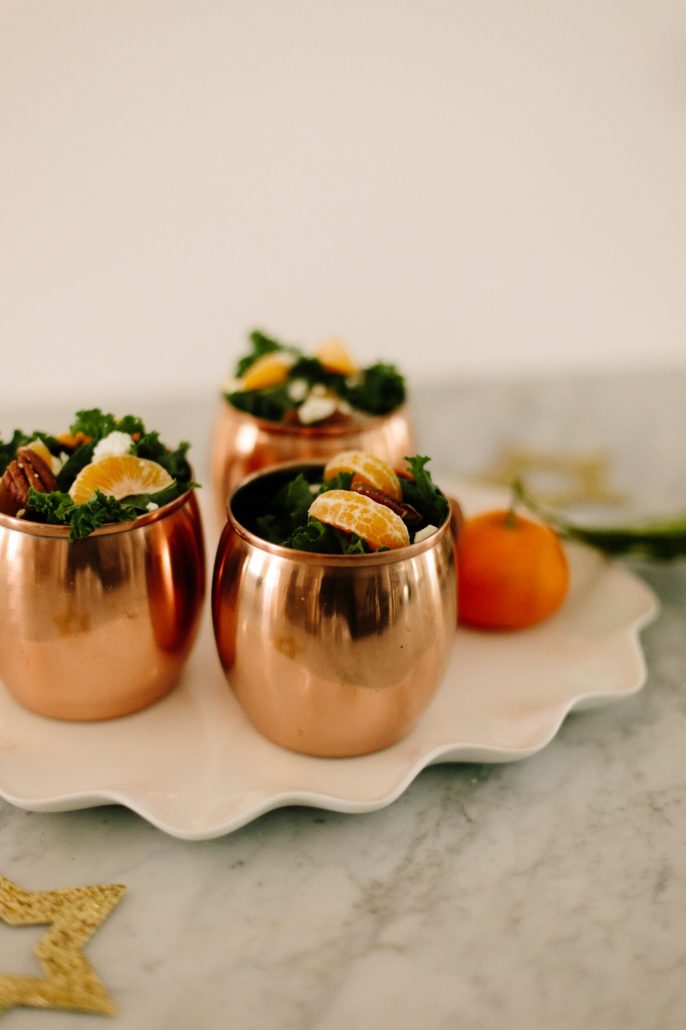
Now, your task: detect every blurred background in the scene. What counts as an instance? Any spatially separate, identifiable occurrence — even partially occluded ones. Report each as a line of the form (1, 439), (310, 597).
(2, 0), (685, 409)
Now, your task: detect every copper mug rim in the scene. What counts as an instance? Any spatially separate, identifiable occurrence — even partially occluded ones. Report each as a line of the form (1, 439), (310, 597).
(225, 459), (453, 567)
(0, 485), (198, 540)
(219, 393), (411, 439)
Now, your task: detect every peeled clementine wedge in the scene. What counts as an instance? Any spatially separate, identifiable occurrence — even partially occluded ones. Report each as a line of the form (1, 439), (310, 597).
(323, 451), (402, 501)
(69, 456), (174, 505)
(309, 489), (409, 550)
(241, 352), (293, 392)
(315, 338), (358, 376)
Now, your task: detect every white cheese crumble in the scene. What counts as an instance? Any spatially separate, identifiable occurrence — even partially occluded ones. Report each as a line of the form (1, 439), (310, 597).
(146, 502), (159, 512)
(298, 394), (337, 425)
(92, 431), (134, 462)
(287, 378), (309, 402)
(414, 524), (438, 543)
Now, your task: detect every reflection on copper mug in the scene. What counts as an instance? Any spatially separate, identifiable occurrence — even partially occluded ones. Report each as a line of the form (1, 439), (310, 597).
(212, 463), (456, 757)
(210, 397), (416, 527)
(0, 491), (205, 720)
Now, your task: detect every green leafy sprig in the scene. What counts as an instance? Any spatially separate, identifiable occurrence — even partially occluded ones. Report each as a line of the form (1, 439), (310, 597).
(514, 480), (686, 561)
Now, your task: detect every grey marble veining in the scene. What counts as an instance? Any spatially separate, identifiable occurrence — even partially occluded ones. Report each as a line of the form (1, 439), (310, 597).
(1, 371), (685, 1030)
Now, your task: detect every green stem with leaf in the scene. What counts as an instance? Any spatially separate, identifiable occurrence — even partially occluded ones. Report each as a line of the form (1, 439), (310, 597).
(513, 480), (686, 561)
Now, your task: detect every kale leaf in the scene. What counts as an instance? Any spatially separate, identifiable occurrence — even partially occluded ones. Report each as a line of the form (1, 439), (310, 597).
(255, 473), (314, 543)
(69, 408), (145, 442)
(287, 518), (368, 554)
(26, 484), (181, 542)
(342, 363), (406, 415)
(227, 384), (295, 422)
(400, 456), (449, 528)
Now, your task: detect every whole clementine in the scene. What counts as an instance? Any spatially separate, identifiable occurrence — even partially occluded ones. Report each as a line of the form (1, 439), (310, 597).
(457, 509), (569, 630)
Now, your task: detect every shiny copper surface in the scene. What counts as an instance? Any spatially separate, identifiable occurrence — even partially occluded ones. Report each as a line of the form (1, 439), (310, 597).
(210, 397), (416, 528)
(0, 491), (205, 720)
(212, 462), (456, 757)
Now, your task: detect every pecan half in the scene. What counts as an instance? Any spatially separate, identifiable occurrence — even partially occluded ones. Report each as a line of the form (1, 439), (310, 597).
(350, 481), (422, 526)
(0, 447), (58, 516)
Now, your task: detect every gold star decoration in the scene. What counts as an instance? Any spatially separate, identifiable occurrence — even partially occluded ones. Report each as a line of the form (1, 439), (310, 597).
(478, 446), (625, 507)
(0, 874), (126, 1017)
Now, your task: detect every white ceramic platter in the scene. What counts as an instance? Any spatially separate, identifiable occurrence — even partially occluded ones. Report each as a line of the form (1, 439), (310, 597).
(0, 480), (659, 840)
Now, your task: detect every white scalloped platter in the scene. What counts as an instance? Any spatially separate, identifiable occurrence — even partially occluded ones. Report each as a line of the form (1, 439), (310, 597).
(0, 480), (659, 840)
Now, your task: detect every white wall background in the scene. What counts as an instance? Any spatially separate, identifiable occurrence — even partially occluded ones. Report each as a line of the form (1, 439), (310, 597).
(1, 0), (685, 406)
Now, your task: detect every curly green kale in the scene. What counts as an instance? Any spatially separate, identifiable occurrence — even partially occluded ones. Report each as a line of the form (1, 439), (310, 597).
(399, 456), (449, 528)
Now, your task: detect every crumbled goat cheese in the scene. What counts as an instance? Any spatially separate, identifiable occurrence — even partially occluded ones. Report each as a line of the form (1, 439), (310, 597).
(92, 431), (134, 462)
(297, 394), (337, 425)
(287, 379), (309, 402)
(413, 524), (438, 543)
(146, 502), (159, 512)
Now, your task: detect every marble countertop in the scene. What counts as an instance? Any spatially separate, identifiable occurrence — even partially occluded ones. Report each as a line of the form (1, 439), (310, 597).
(1, 370), (685, 1030)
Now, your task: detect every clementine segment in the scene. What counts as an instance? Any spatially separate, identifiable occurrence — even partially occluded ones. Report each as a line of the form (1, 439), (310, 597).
(69, 455), (174, 505)
(323, 451), (402, 501)
(315, 338), (358, 376)
(457, 510), (569, 630)
(309, 489), (410, 550)
(241, 353), (293, 392)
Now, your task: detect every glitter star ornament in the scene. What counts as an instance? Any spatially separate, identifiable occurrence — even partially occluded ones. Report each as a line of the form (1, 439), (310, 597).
(0, 874), (126, 1016)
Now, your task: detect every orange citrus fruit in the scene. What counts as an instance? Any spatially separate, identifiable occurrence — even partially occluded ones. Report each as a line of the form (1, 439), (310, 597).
(457, 510), (569, 630)
(241, 352), (293, 391)
(323, 451), (402, 501)
(309, 489), (410, 550)
(315, 338), (358, 376)
(69, 456), (174, 505)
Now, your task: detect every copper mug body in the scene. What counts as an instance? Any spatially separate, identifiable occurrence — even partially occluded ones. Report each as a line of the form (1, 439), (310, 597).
(0, 491), (205, 720)
(212, 463), (456, 757)
(210, 398), (416, 527)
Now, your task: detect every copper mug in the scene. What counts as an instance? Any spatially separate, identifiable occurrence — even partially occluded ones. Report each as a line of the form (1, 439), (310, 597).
(0, 490), (205, 720)
(210, 397), (416, 527)
(212, 462), (456, 757)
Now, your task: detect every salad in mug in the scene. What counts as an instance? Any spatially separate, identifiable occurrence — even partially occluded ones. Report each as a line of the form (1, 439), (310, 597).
(223, 330), (407, 426)
(252, 451), (449, 554)
(0, 409), (196, 540)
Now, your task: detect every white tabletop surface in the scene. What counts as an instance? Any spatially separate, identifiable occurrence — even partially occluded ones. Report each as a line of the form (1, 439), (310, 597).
(1, 370), (685, 1030)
